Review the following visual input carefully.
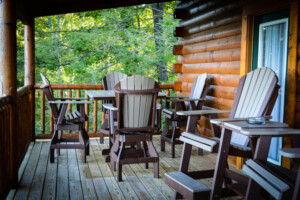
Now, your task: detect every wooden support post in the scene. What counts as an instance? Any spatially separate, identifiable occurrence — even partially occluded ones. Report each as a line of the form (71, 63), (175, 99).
(24, 18), (35, 141)
(0, 0), (18, 186)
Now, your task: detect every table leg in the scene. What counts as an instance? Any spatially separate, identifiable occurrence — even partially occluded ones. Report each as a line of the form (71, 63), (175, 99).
(245, 136), (272, 200)
(210, 128), (232, 200)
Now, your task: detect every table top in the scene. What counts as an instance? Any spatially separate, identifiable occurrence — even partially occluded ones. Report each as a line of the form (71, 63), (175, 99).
(222, 120), (300, 136)
(86, 90), (167, 100)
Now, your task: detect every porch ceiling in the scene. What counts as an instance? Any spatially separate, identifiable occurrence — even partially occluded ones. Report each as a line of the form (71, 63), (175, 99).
(16, 0), (174, 23)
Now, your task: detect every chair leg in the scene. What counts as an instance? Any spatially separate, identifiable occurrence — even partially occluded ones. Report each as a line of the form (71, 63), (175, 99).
(172, 143), (175, 158)
(82, 148), (86, 163)
(143, 141), (149, 169)
(86, 143), (90, 156)
(50, 129), (58, 163)
(116, 140), (124, 182)
(198, 148), (203, 156)
(117, 163), (122, 182)
(56, 130), (62, 156)
(110, 155), (116, 171)
(171, 125), (177, 158)
(175, 192), (183, 199)
(50, 147), (55, 163)
(153, 161), (159, 178)
(161, 138), (165, 152)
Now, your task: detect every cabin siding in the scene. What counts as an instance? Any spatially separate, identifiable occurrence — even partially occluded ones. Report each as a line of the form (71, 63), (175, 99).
(173, 0), (242, 137)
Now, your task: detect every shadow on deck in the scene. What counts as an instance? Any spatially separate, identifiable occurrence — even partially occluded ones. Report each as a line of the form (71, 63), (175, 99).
(7, 136), (240, 200)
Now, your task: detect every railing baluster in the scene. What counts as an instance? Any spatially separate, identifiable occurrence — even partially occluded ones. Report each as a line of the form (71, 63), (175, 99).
(85, 93), (89, 132)
(93, 100), (97, 133)
(50, 109), (53, 134)
(68, 89), (72, 113)
(41, 90), (45, 134)
(59, 89), (63, 98)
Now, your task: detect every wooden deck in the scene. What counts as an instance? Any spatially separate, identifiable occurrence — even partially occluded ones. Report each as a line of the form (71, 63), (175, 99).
(7, 136), (240, 200)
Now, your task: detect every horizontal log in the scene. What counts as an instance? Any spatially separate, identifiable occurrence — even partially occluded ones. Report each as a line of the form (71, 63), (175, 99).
(174, 35), (241, 55)
(174, 13), (241, 37)
(179, 22), (241, 46)
(181, 83), (236, 100)
(34, 84), (174, 90)
(178, 48), (241, 64)
(179, 3), (241, 27)
(173, 63), (183, 73)
(177, 73), (240, 87)
(177, 61), (240, 75)
(174, 0), (219, 19)
(204, 95), (233, 110)
(174, 82), (182, 91)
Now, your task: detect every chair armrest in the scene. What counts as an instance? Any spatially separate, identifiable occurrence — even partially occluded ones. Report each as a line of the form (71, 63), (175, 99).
(210, 116), (272, 125)
(279, 148), (300, 159)
(49, 101), (93, 104)
(176, 109), (231, 116)
(166, 96), (189, 99)
(167, 98), (205, 103)
(55, 97), (88, 101)
(103, 103), (118, 111)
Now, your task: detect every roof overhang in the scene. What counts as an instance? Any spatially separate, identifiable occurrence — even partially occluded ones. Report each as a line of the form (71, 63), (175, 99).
(17, 0), (175, 24)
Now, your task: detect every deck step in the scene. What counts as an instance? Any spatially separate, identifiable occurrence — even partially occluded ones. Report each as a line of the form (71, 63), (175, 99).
(164, 172), (210, 200)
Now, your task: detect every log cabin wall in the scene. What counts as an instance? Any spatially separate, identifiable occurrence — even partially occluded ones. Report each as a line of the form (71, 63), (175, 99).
(173, 0), (242, 137)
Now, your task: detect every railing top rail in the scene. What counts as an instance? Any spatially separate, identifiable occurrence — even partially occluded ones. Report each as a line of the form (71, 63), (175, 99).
(17, 85), (32, 97)
(34, 84), (174, 90)
(0, 95), (12, 107)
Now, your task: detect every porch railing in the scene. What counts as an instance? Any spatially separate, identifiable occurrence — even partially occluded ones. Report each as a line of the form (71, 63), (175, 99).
(0, 86), (33, 199)
(33, 84), (174, 139)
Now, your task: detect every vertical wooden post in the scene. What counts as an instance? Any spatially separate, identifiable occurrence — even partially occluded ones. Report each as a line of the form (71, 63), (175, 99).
(282, 0), (299, 169)
(240, 14), (253, 77)
(24, 18), (35, 141)
(0, 0), (18, 186)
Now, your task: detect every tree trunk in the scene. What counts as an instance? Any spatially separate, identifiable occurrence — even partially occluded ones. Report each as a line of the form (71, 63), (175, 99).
(152, 3), (167, 82)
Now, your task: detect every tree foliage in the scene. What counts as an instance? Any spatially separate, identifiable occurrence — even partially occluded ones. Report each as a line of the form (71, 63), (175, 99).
(16, 2), (179, 133)
(17, 2), (178, 86)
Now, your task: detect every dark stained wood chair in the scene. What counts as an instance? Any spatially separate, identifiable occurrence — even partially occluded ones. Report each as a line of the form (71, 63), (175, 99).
(164, 67), (280, 199)
(104, 75), (160, 182)
(40, 74), (92, 163)
(161, 74), (208, 158)
(243, 135), (300, 200)
(100, 72), (128, 144)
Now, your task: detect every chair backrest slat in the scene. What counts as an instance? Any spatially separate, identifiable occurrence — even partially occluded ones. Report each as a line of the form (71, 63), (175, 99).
(189, 73), (207, 108)
(103, 72), (128, 90)
(40, 74), (60, 119)
(116, 75), (158, 130)
(230, 67), (278, 146)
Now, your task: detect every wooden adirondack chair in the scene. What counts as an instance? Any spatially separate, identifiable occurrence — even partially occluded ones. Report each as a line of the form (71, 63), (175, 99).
(40, 74), (92, 163)
(104, 75), (160, 182)
(100, 72), (128, 144)
(164, 67), (280, 199)
(161, 74), (208, 158)
(243, 135), (300, 200)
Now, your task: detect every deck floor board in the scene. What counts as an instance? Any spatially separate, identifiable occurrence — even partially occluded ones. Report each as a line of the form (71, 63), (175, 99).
(8, 136), (240, 200)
